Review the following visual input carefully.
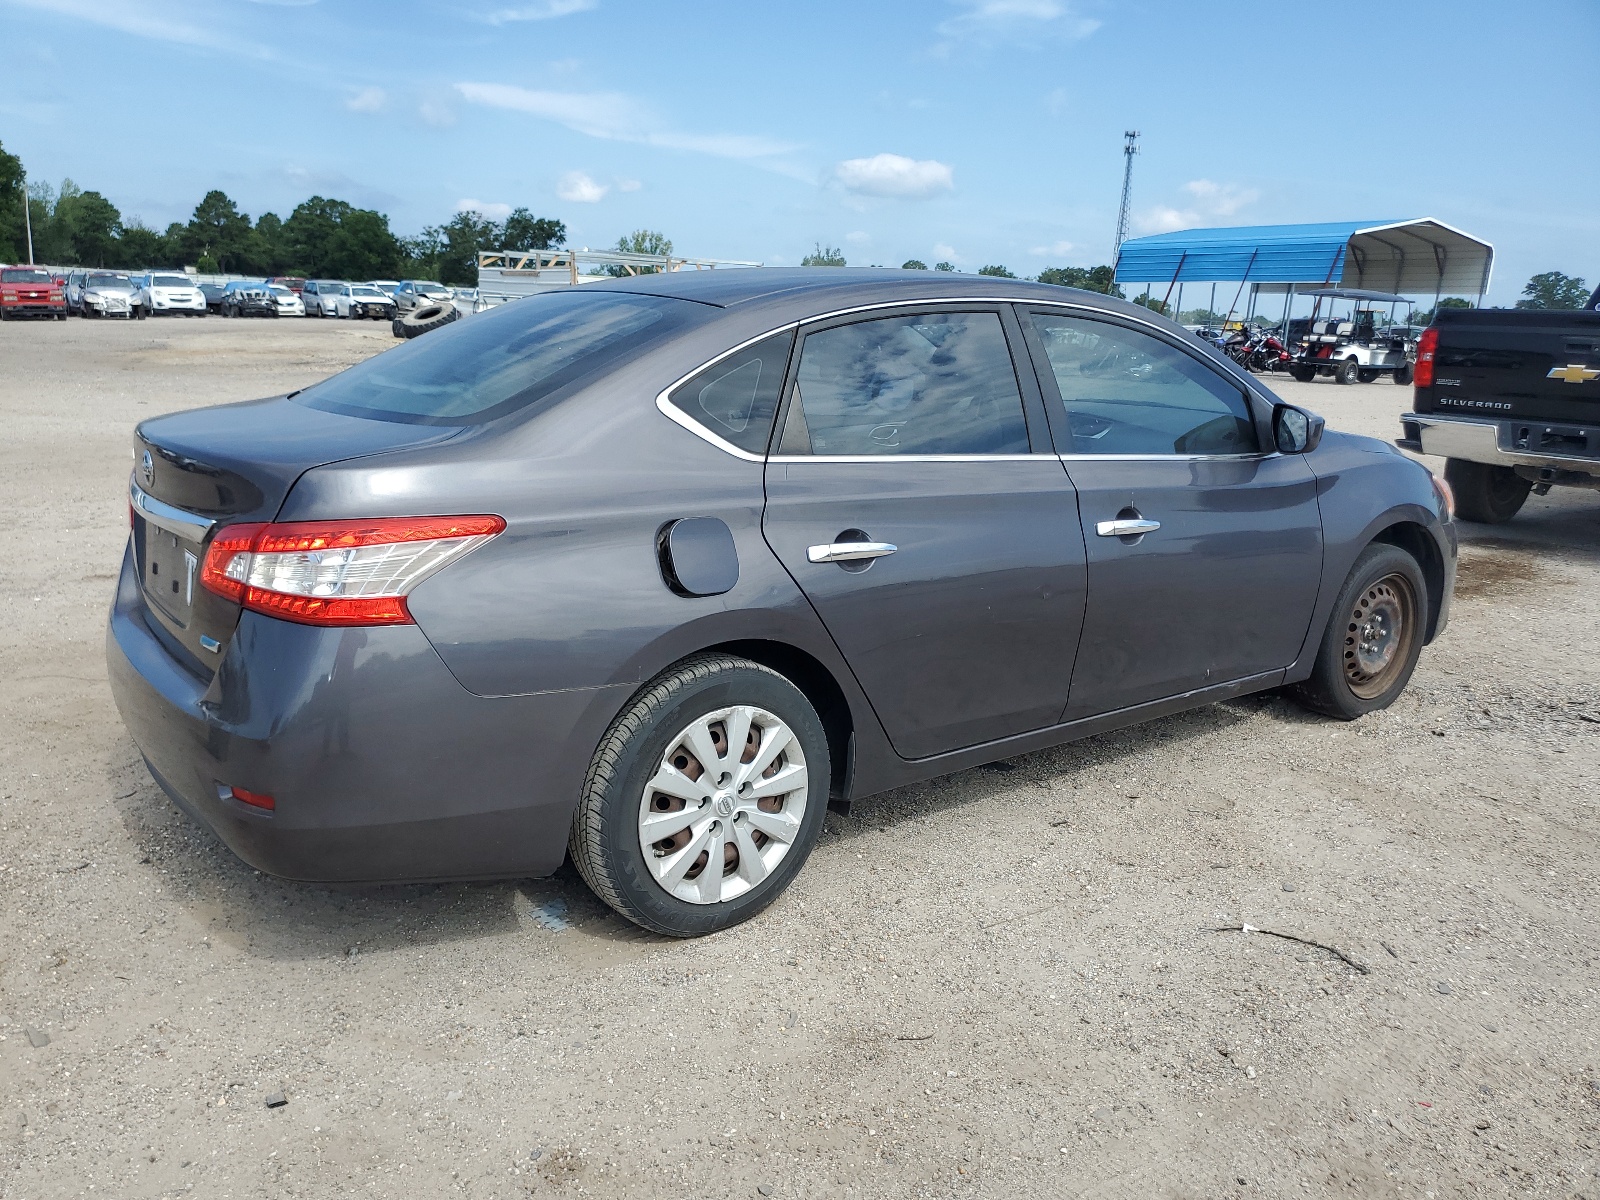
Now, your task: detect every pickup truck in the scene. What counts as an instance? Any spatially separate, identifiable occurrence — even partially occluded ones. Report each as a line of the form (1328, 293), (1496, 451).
(1399, 287), (1600, 522)
(0, 265), (67, 320)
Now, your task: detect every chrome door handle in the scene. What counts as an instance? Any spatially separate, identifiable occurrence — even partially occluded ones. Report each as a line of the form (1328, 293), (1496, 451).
(1095, 518), (1161, 537)
(807, 541), (897, 563)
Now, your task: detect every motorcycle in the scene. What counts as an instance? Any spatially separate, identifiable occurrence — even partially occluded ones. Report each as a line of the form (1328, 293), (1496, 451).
(1224, 327), (1291, 374)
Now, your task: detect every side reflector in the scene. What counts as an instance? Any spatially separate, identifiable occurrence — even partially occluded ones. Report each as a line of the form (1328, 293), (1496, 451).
(226, 786), (276, 811)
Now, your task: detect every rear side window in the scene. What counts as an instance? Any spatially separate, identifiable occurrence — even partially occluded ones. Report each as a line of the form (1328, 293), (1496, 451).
(665, 330), (795, 455)
(297, 290), (705, 425)
(1028, 312), (1259, 456)
(785, 311), (1029, 455)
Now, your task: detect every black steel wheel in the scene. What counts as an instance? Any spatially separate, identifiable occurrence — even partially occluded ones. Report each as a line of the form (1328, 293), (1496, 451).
(1288, 542), (1428, 720)
(569, 654), (830, 937)
(1444, 458), (1531, 524)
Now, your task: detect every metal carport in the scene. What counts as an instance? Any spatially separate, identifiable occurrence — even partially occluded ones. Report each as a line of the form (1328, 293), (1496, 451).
(1114, 219), (1495, 317)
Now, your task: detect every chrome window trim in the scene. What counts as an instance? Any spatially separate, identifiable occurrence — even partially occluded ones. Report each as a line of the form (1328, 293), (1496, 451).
(129, 479), (216, 542)
(654, 294), (1257, 462)
(1057, 451), (1270, 463)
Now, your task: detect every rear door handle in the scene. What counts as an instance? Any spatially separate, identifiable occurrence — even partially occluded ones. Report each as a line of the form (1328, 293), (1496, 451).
(1095, 518), (1161, 537)
(807, 541), (897, 563)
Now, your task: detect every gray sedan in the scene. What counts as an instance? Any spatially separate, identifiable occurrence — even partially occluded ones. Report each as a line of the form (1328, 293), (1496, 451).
(108, 270), (1457, 936)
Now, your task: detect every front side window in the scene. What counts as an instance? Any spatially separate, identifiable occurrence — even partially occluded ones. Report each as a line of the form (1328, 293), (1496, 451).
(785, 311), (1029, 455)
(297, 290), (706, 425)
(1028, 312), (1259, 456)
(665, 329), (795, 455)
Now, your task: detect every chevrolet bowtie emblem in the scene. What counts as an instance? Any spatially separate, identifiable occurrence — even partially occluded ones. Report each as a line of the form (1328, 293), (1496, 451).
(1547, 364), (1600, 383)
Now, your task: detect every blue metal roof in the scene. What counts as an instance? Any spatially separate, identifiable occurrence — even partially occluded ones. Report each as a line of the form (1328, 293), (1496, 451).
(1115, 221), (1390, 285)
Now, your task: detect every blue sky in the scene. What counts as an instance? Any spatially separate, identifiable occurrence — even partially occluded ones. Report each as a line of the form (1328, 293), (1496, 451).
(2, 0), (1595, 304)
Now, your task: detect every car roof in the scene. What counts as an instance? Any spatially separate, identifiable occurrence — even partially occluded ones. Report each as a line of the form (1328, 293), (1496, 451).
(577, 266), (1141, 323)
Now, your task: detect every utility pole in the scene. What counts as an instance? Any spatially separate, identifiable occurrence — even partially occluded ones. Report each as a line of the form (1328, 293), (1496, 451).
(1112, 130), (1139, 266)
(22, 170), (35, 264)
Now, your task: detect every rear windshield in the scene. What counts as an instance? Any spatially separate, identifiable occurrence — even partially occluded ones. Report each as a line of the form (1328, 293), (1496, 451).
(2, 269), (52, 283)
(295, 290), (706, 425)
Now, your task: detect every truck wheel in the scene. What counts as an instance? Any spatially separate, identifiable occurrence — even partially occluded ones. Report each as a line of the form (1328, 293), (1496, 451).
(1335, 357), (1360, 385)
(1288, 543), (1428, 721)
(1393, 362), (1413, 385)
(1357, 369), (1378, 384)
(569, 654), (830, 936)
(1444, 458), (1531, 524)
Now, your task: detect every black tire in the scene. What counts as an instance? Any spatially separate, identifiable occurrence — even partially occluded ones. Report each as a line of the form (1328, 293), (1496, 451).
(391, 317), (407, 339)
(569, 654), (831, 937)
(1289, 364), (1315, 383)
(1393, 361), (1413, 385)
(136, 306), (147, 320)
(1357, 368), (1379, 384)
(397, 301), (458, 339)
(1444, 458), (1531, 524)
(1335, 357), (1360, 385)
(1288, 543), (1429, 721)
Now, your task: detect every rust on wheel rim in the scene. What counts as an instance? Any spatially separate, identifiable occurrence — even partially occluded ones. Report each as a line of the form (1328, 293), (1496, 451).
(1342, 573), (1417, 700)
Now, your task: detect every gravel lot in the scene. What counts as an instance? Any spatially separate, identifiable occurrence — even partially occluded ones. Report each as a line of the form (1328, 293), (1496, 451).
(3, 315), (1598, 1199)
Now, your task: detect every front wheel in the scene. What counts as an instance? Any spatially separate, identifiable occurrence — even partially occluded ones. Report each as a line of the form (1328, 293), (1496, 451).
(569, 654), (830, 937)
(1288, 543), (1428, 720)
(1444, 458), (1531, 523)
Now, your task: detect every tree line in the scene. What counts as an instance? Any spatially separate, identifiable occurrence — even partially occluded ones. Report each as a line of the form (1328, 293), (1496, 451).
(0, 139), (564, 285)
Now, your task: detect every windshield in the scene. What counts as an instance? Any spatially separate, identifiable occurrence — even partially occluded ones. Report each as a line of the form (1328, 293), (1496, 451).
(2, 269), (53, 283)
(413, 282), (446, 292)
(88, 274), (132, 288)
(153, 275), (192, 288)
(297, 291), (705, 425)
(351, 287), (384, 297)
(270, 285), (294, 297)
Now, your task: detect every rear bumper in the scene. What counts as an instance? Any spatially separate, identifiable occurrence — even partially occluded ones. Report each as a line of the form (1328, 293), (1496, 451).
(1399, 412), (1600, 479)
(106, 543), (629, 883)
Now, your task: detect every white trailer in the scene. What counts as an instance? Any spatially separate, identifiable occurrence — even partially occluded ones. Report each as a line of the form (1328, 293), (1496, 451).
(474, 248), (760, 310)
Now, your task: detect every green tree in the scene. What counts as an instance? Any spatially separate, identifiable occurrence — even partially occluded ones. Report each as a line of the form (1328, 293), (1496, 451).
(600, 229), (674, 276)
(1036, 264), (1123, 296)
(977, 264), (1016, 278)
(501, 208), (565, 251)
(1515, 271), (1589, 310)
(183, 190), (254, 271)
(1132, 294), (1169, 316)
(802, 243), (846, 267)
(251, 212), (287, 274)
(24, 180), (70, 263)
(1178, 307), (1224, 326)
(901, 259), (928, 270)
(0, 139), (24, 262)
(56, 187), (122, 266)
(933, 261), (956, 272)
(1413, 296), (1470, 325)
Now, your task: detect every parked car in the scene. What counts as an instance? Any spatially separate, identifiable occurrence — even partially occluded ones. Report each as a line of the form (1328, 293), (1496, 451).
(269, 276), (307, 296)
(301, 280), (344, 317)
(199, 283), (227, 314)
(368, 280), (401, 297)
(108, 270), (1457, 936)
(64, 269), (89, 314)
(333, 283), (396, 320)
(268, 283), (306, 318)
(0, 265), (67, 319)
(219, 280), (279, 318)
(392, 279), (453, 312)
(1398, 293), (1600, 522)
(135, 272), (208, 317)
(78, 272), (143, 319)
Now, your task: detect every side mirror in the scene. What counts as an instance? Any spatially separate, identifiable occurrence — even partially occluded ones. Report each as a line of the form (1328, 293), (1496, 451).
(1273, 403), (1325, 454)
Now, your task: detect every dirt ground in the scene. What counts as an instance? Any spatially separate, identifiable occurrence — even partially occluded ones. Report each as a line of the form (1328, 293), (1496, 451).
(2, 315), (1598, 1200)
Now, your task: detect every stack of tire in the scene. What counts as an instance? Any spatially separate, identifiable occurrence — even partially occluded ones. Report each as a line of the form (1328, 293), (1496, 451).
(392, 302), (459, 340)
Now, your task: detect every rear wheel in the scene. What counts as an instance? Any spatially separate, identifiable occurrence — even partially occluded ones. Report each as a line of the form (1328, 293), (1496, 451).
(569, 654), (830, 937)
(1393, 362), (1413, 385)
(1335, 357), (1360, 385)
(1288, 543), (1428, 720)
(1357, 368), (1379, 384)
(1444, 458), (1531, 523)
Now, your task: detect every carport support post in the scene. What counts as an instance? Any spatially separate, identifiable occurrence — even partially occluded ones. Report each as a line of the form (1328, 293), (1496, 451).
(1281, 284), (1294, 340)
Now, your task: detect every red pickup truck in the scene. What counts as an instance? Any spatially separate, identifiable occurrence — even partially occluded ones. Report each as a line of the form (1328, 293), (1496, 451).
(0, 266), (67, 320)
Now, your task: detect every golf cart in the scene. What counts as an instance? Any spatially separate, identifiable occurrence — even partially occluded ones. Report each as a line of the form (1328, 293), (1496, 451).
(1288, 288), (1416, 385)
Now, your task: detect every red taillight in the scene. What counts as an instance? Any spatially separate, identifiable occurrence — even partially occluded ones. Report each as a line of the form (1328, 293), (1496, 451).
(199, 515), (504, 627)
(226, 786), (275, 811)
(1414, 327), (1438, 389)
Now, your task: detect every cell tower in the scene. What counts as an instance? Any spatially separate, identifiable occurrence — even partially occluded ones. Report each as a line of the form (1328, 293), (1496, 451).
(1112, 130), (1139, 264)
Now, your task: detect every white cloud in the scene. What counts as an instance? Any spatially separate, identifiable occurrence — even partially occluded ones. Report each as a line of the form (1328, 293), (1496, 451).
(556, 171), (608, 203)
(834, 154), (954, 199)
(845, 230), (871, 245)
(1029, 240), (1075, 256)
(458, 199), (513, 220)
(616, 178), (642, 192)
(478, 0), (596, 24)
(346, 86), (386, 113)
(453, 82), (800, 166)
(933, 243), (959, 262)
(1135, 179), (1260, 234)
(936, 0), (1100, 44)
(7, 0), (270, 57)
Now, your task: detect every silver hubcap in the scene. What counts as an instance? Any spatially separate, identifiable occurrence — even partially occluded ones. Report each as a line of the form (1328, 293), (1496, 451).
(637, 705), (809, 905)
